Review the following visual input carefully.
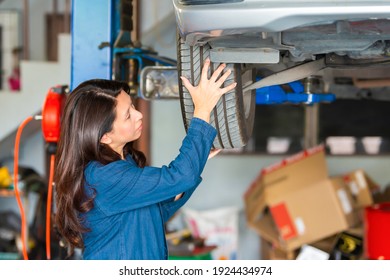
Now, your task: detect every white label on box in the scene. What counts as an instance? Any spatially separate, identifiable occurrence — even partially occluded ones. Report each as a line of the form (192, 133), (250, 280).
(296, 245), (330, 260)
(294, 217), (305, 235)
(348, 181), (359, 196)
(355, 172), (367, 189)
(337, 189), (352, 214)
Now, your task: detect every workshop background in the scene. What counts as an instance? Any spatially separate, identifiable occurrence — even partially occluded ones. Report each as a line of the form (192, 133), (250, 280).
(0, 0), (390, 260)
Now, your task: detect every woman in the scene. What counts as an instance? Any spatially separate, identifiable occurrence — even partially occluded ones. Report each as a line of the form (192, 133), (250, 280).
(54, 59), (236, 259)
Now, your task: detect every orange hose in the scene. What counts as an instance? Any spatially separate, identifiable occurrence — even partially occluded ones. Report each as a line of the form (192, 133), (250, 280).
(46, 154), (55, 260)
(13, 116), (34, 260)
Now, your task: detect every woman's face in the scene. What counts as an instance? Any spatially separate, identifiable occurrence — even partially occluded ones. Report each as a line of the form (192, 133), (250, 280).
(101, 90), (143, 156)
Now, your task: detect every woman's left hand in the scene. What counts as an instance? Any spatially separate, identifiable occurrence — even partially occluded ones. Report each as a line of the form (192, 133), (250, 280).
(208, 149), (222, 160)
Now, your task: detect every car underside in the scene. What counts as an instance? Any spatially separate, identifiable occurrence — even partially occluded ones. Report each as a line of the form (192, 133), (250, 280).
(173, 0), (390, 149)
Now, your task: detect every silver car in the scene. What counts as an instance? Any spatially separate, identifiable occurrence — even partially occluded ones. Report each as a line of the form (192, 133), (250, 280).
(173, 0), (390, 149)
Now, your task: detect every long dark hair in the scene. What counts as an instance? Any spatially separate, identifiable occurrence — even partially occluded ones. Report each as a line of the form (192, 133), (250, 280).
(54, 79), (146, 254)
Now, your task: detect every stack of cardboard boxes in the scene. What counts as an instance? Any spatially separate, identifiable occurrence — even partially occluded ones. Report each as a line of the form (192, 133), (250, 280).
(244, 145), (378, 259)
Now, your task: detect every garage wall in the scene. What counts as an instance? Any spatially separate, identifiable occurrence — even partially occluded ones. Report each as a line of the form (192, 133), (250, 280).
(0, 0), (69, 61)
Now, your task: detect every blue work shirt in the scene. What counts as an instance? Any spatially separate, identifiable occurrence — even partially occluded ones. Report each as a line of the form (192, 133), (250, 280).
(82, 118), (216, 260)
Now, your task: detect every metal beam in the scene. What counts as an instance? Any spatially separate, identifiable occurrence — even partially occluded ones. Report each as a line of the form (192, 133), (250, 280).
(71, 0), (114, 90)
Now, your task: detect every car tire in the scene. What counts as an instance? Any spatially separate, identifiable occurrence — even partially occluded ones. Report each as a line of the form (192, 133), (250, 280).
(177, 33), (256, 149)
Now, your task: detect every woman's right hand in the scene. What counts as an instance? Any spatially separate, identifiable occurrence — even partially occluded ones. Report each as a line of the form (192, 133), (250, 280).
(180, 58), (237, 123)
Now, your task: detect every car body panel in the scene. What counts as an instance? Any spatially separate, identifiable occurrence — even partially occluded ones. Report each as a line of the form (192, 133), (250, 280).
(173, 0), (390, 46)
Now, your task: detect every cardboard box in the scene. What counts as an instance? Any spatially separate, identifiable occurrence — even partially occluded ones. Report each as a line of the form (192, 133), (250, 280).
(339, 169), (379, 209)
(307, 225), (365, 260)
(260, 237), (297, 260)
(310, 235), (338, 254)
(244, 145), (359, 251)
